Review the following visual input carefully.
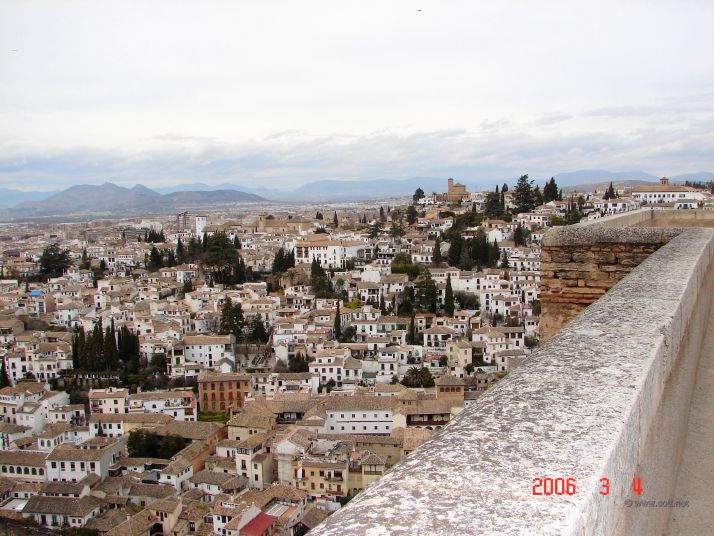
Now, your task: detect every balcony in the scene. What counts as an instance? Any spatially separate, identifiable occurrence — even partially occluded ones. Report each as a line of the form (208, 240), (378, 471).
(310, 210), (714, 536)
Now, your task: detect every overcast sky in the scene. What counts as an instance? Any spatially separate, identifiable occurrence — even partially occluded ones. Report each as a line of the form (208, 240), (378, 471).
(1, 0), (713, 191)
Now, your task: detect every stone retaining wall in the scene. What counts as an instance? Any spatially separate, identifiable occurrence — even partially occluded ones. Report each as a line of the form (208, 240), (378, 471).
(539, 227), (681, 341)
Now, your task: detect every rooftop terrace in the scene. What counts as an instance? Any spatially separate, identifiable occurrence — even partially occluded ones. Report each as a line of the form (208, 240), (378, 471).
(311, 209), (714, 536)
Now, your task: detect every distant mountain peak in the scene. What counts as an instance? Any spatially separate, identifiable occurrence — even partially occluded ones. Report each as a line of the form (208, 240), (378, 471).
(4, 181), (264, 217)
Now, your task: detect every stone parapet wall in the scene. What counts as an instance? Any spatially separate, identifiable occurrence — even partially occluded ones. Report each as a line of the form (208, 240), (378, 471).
(539, 227), (681, 341)
(309, 227), (714, 536)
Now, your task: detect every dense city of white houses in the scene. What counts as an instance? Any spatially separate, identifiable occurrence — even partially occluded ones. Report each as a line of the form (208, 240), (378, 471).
(0, 177), (711, 535)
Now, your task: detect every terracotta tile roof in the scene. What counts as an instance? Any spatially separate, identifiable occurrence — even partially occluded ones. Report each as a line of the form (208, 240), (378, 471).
(324, 396), (397, 412)
(0, 450), (48, 466)
(198, 371), (251, 382)
(23, 495), (101, 517)
(107, 509), (157, 536)
(293, 506), (329, 530)
(435, 375), (465, 386)
(148, 497), (181, 514)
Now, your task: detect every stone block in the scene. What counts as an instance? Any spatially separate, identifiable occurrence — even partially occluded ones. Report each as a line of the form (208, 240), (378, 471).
(565, 286), (605, 295)
(592, 251), (617, 263)
(550, 251), (573, 263)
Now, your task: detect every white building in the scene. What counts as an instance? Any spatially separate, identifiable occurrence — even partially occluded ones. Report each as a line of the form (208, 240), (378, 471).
(631, 177), (706, 204)
(182, 334), (235, 370)
(324, 396), (395, 435)
(88, 387), (129, 414)
(45, 437), (125, 482)
(294, 239), (367, 269)
(127, 390), (197, 421)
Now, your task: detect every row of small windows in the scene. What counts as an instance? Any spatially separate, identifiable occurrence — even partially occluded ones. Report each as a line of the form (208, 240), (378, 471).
(331, 413), (390, 418)
(1, 465), (44, 475)
(330, 425), (386, 431)
(49, 461), (96, 471)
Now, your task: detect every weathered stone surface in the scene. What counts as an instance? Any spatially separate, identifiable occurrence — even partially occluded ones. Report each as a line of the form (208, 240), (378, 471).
(542, 226), (682, 248)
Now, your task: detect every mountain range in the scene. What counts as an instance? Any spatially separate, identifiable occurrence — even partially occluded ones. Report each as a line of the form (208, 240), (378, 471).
(1, 170), (712, 217)
(155, 170), (714, 200)
(1, 183), (265, 218)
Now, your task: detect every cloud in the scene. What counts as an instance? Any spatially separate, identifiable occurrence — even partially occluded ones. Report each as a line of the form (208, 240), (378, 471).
(152, 133), (217, 143)
(532, 112), (573, 126)
(1, 1), (713, 191)
(1, 118), (712, 191)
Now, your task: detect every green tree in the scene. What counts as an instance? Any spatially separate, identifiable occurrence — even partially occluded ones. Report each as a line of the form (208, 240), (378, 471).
(417, 272), (438, 313)
(203, 232), (238, 284)
(250, 314), (269, 343)
(444, 275), (455, 316)
(182, 279), (194, 294)
(421, 367), (435, 388)
(234, 256), (248, 284)
(289, 353), (310, 373)
(368, 220), (383, 238)
(176, 237), (187, 265)
(39, 243), (72, 279)
(447, 234), (462, 267)
(402, 366), (423, 387)
(543, 177), (560, 203)
(484, 191), (504, 218)
(334, 303), (342, 338)
(432, 238), (443, 266)
(533, 185), (544, 205)
(80, 249), (91, 270)
(390, 221), (405, 238)
(148, 246), (163, 272)
(604, 182), (617, 200)
(272, 248), (286, 274)
(512, 174), (535, 214)
(406, 204), (418, 225)
(187, 237), (203, 262)
(407, 315), (416, 345)
(323, 378), (336, 393)
(127, 430), (188, 458)
(333, 211), (339, 227)
(413, 188), (425, 203)
(219, 298), (245, 340)
(0, 359), (10, 387)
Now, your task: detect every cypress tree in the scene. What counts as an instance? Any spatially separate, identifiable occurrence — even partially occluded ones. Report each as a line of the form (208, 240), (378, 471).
(448, 234), (462, 267)
(250, 314), (268, 343)
(71, 329), (79, 369)
(0, 359), (11, 387)
(334, 303), (342, 337)
(104, 326), (117, 370)
(176, 238), (186, 264)
(444, 275), (455, 316)
(432, 238), (443, 266)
